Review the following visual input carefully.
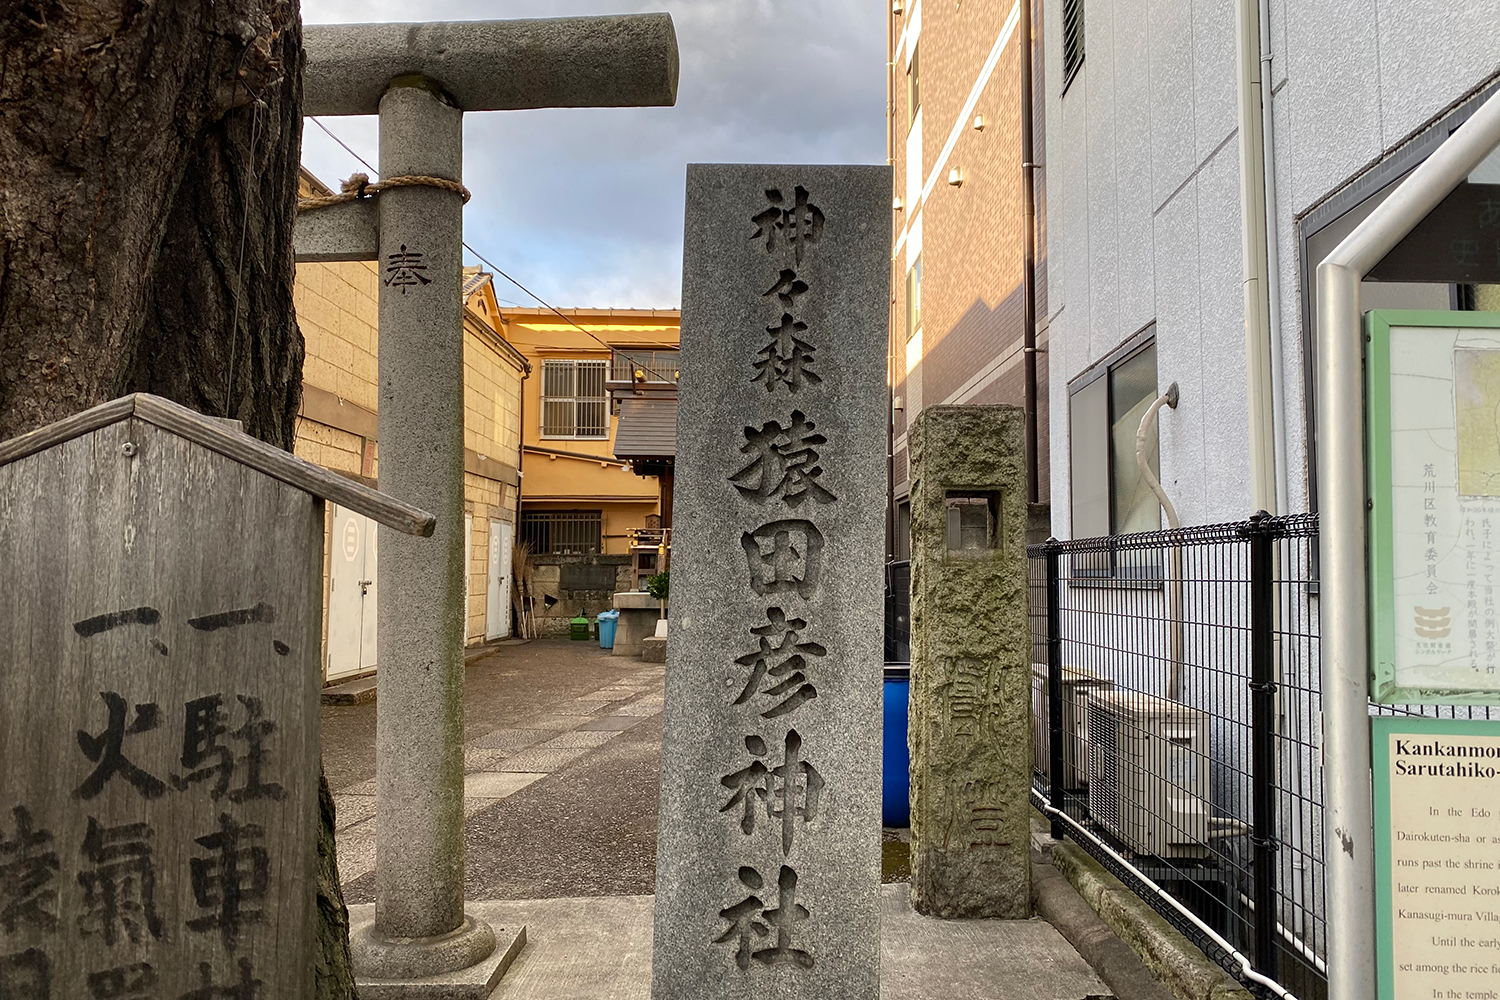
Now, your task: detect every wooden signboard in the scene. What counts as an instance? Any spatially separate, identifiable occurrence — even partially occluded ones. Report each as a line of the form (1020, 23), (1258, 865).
(0, 395), (432, 999)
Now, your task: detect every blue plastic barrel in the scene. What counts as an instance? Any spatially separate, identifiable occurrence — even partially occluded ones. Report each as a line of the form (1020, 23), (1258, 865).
(597, 609), (620, 649)
(882, 663), (911, 827)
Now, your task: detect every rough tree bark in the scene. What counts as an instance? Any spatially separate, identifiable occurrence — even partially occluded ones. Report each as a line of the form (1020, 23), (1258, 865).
(0, 3), (355, 996)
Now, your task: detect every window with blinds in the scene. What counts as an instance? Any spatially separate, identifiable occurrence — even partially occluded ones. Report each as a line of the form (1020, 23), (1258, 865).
(541, 360), (608, 438)
(1062, 0), (1084, 92)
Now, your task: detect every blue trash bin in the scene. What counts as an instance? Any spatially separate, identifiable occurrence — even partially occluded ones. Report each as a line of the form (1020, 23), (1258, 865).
(882, 663), (911, 827)
(597, 609), (620, 649)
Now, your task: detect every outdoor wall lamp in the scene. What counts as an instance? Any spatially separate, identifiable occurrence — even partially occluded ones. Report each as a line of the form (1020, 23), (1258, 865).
(973, 113), (986, 131)
(892, 196), (905, 210)
(948, 166), (965, 186)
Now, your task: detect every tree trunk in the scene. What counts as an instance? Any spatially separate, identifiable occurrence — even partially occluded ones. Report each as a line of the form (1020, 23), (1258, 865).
(0, 3), (356, 996)
(0, 0), (302, 441)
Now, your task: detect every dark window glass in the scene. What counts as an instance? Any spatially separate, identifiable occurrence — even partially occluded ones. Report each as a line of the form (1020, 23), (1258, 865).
(906, 256), (922, 342)
(907, 44), (921, 131)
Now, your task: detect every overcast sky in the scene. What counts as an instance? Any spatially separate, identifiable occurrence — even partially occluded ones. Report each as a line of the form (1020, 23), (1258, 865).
(300, 1), (887, 310)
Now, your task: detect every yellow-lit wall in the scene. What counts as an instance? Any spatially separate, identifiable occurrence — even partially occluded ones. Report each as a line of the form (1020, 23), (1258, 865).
(294, 170), (529, 669)
(500, 308), (680, 555)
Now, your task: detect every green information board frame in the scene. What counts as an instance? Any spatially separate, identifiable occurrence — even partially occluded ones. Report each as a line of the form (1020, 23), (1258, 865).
(1372, 715), (1500, 1000)
(1366, 308), (1500, 704)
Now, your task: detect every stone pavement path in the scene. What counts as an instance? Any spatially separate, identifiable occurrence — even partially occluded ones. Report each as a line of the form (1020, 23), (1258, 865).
(322, 639), (666, 901)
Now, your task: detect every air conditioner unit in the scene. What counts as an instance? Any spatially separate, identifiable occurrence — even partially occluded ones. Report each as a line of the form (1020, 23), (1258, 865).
(1086, 690), (1210, 859)
(1031, 663), (1115, 790)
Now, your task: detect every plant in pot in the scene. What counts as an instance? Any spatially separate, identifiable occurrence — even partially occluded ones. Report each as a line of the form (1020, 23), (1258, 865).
(645, 570), (669, 637)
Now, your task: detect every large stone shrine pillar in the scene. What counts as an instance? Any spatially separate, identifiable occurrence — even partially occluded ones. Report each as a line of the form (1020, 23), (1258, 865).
(358, 82), (485, 965)
(293, 15), (680, 990)
(652, 164), (890, 1000)
(907, 405), (1032, 918)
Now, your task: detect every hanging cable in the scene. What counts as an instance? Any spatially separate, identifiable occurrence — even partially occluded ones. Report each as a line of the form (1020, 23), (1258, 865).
(305, 117), (677, 377)
(226, 92), (267, 418)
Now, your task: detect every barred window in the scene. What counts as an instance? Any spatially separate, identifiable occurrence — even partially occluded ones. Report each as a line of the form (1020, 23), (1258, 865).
(542, 360), (608, 438)
(1062, 0), (1084, 92)
(520, 509), (602, 555)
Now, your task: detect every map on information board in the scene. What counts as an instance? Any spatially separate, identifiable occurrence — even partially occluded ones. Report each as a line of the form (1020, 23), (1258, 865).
(1455, 348), (1500, 496)
(1368, 311), (1500, 704)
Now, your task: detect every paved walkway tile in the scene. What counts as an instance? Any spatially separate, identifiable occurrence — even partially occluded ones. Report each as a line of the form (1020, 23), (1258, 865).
(464, 771), (547, 799)
(332, 793), (377, 830)
(328, 640), (669, 898)
(539, 730), (619, 750)
(422, 885), (1112, 1000)
(611, 697), (664, 717)
(520, 713), (595, 731)
(464, 746), (512, 772)
(498, 747), (589, 772)
(577, 715), (647, 732)
(471, 728), (554, 751)
(562, 698), (617, 713)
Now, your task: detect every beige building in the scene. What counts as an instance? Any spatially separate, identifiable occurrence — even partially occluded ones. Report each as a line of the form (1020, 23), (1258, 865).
(295, 170), (529, 683)
(494, 306), (680, 632)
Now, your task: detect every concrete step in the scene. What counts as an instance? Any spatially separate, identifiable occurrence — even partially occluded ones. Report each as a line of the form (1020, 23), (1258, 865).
(640, 636), (667, 662)
(322, 675), (377, 706)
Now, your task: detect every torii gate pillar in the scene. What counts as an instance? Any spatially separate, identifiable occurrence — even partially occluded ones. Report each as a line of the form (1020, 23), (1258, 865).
(297, 14), (678, 990)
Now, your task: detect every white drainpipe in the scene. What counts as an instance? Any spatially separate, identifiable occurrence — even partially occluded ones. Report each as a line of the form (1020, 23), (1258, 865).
(1319, 84), (1500, 1000)
(1257, 0), (1290, 520)
(1235, 0), (1278, 516)
(1137, 385), (1184, 699)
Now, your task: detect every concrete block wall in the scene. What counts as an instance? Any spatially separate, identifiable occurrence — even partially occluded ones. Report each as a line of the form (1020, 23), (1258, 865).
(526, 554), (633, 637)
(295, 260), (380, 414)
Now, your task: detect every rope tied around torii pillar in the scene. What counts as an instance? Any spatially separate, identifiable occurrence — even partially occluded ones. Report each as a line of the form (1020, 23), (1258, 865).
(296, 171), (471, 211)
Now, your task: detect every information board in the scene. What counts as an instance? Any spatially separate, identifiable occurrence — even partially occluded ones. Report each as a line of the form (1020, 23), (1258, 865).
(1373, 716), (1500, 1000)
(1367, 310), (1500, 704)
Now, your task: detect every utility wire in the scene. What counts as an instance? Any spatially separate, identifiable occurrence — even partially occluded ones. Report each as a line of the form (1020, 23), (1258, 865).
(305, 117), (677, 374)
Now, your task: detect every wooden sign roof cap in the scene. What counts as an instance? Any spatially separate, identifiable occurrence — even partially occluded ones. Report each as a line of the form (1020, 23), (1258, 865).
(0, 394), (436, 537)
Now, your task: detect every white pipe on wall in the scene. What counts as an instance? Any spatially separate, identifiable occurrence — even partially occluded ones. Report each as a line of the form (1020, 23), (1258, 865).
(1256, 0), (1289, 519)
(1137, 384), (1184, 699)
(1318, 86), (1500, 1000)
(1235, 0), (1278, 516)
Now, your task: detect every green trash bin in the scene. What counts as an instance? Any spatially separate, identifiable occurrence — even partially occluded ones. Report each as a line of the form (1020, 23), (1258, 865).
(569, 615), (590, 641)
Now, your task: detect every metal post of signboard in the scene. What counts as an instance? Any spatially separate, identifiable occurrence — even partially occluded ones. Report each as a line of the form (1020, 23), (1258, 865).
(1316, 89), (1500, 1000)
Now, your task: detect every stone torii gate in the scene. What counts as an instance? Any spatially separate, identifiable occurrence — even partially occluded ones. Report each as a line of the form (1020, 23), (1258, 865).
(294, 14), (678, 990)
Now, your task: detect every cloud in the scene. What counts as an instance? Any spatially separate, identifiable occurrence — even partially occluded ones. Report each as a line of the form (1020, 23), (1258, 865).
(299, 0), (886, 308)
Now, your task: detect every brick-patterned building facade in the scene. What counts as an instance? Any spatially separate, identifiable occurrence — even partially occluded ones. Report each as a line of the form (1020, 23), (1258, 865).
(889, 0), (1049, 550)
(294, 170), (529, 680)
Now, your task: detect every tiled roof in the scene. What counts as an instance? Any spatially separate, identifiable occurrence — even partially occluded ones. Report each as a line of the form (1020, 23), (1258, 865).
(612, 397), (677, 460)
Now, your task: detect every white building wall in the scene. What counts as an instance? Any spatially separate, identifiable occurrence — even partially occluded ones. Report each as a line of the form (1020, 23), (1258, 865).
(1045, 0), (1500, 534)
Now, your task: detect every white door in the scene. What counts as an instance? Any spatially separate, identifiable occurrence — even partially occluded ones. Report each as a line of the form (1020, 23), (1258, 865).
(359, 519), (378, 671)
(486, 519), (512, 639)
(464, 512), (473, 643)
(328, 506), (377, 681)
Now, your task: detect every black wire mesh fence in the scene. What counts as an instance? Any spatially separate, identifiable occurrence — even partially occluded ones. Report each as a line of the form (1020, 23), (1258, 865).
(886, 560), (910, 662)
(1028, 513), (1499, 1000)
(1030, 514), (1323, 998)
